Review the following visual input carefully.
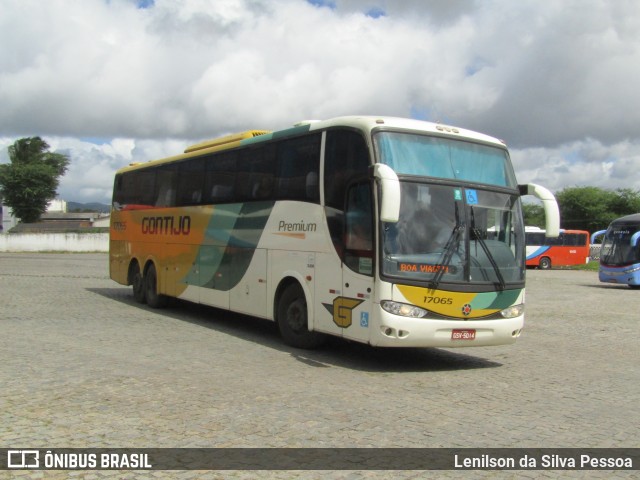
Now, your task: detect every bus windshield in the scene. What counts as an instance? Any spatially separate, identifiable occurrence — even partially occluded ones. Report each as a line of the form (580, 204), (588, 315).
(601, 223), (640, 266)
(374, 131), (517, 188)
(382, 181), (525, 288)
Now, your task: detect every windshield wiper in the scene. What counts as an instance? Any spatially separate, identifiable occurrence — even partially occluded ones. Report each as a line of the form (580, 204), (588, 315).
(470, 207), (506, 290)
(429, 203), (463, 290)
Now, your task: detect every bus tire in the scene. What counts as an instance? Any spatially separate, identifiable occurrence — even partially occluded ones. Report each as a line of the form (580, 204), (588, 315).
(277, 283), (326, 349)
(144, 263), (168, 309)
(131, 262), (146, 304)
(539, 257), (552, 270)
(629, 285), (640, 290)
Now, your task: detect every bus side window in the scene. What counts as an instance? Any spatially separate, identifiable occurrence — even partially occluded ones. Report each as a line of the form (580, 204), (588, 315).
(324, 130), (370, 209)
(275, 134), (320, 202)
(118, 170), (155, 209)
(344, 182), (374, 275)
(204, 152), (236, 203)
(154, 165), (178, 207)
(248, 144), (275, 201)
(236, 148), (259, 201)
(112, 174), (125, 208)
(324, 129), (371, 258)
(547, 234), (563, 246)
(176, 158), (205, 206)
(578, 234), (587, 246)
(525, 232), (544, 246)
(569, 233), (587, 246)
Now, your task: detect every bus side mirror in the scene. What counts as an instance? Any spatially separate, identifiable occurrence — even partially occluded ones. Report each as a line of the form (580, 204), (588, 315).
(591, 230), (606, 244)
(372, 164), (400, 223)
(518, 183), (560, 238)
(631, 231), (640, 247)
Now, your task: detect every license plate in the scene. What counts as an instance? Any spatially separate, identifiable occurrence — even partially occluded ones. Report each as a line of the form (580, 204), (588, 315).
(451, 329), (476, 340)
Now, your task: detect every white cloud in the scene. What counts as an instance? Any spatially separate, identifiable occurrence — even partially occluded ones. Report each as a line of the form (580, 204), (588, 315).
(512, 138), (640, 193)
(0, 0), (639, 203)
(0, 136), (189, 203)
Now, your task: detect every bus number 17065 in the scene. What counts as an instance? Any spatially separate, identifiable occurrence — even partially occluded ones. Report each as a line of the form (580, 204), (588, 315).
(424, 296), (453, 305)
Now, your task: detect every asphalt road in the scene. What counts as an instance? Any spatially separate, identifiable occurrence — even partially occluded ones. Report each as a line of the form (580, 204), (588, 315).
(1, 253), (638, 479)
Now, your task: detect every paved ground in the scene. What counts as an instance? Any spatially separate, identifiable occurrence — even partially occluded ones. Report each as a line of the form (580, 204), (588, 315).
(1, 253), (638, 479)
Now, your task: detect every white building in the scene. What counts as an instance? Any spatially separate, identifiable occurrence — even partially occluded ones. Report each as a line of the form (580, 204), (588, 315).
(1, 204), (17, 233)
(47, 198), (68, 213)
(1, 198), (72, 233)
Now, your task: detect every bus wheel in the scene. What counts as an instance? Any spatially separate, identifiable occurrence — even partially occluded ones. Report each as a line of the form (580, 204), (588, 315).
(144, 263), (168, 309)
(131, 263), (146, 304)
(539, 257), (552, 270)
(277, 283), (326, 349)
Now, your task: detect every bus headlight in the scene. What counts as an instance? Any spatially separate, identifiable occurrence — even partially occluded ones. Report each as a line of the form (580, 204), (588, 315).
(500, 304), (524, 318)
(381, 301), (428, 318)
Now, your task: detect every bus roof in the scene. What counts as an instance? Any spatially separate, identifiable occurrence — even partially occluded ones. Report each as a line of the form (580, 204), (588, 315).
(116, 115), (507, 174)
(184, 130), (271, 153)
(525, 226), (589, 234)
(611, 213), (640, 223)
(298, 115), (506, 143)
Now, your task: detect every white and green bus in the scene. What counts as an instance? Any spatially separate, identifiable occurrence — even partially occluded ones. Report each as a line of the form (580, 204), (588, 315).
(110, 116), (559, 348)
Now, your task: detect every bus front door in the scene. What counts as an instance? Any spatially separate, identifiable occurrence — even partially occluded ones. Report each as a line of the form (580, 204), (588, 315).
(338, 182), (375, 343)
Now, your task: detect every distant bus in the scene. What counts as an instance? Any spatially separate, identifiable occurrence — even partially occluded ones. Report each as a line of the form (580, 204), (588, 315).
(110, 116), (560, 349)
(591, 214), (640, 288)
(525, 227), (590, 269)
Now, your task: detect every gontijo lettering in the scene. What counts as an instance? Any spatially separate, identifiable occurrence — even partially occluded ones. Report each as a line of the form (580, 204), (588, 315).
(141, 216), (191, 235)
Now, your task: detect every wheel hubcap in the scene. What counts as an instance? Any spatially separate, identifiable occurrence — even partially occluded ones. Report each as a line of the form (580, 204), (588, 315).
(286, 300), (305, 332)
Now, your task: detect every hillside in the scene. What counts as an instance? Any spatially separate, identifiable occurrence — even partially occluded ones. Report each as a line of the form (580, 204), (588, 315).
(67, 202), (110, 213)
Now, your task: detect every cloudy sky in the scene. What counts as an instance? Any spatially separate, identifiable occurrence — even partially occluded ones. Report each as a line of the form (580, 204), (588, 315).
(1, 0), (639, 204)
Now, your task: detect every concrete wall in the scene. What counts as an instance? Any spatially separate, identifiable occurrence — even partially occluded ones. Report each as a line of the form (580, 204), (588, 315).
(0, 233), (109, 252)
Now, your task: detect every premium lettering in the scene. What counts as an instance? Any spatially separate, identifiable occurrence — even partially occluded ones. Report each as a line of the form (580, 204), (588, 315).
(141, 216), (191, 235)
(278, 220), (317, 232)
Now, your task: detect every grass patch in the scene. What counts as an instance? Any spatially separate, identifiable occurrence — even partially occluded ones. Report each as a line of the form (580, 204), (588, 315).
(570, 261), (600, 271)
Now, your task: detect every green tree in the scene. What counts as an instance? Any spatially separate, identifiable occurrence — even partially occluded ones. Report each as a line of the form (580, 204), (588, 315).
(0, 137), (70, 223)
(609, 188), (640, 216)
(555, 186), (640, 232)
(522, 203), (545, 228)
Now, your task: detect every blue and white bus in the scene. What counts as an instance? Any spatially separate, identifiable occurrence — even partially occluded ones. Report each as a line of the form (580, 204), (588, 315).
(592, 213), (640, 289)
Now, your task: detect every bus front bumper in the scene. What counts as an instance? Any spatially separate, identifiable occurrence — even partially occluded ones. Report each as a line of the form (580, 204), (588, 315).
(370, 311), (524, 348)
(599, 265), (640, 286)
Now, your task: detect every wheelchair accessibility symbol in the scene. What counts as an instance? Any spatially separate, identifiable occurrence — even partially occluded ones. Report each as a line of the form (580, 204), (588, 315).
(465, 189), (478, 205)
